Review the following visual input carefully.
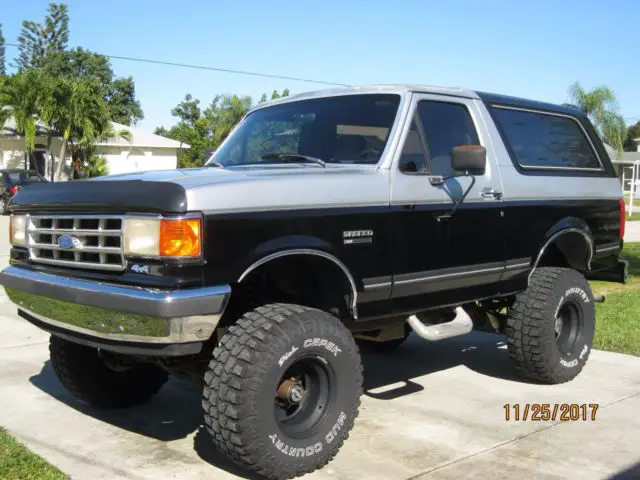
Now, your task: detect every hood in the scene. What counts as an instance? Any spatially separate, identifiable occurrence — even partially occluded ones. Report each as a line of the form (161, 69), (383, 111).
(92, 163), (374, 187)
(9, 164), (390, 214)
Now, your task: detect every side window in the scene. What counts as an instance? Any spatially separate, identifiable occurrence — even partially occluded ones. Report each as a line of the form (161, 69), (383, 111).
(490, 107), (601, 170)
(398, 118), (428, 173)
(416, 101), (480, 176)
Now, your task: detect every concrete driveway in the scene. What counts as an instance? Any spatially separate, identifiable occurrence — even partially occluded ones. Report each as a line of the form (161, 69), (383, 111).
(0, 217), (639, 479)
(1, 283), (639, 479)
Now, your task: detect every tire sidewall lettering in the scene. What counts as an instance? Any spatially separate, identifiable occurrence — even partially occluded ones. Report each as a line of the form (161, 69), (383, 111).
(555, 285), (593, 369)
(267, 410), (348, 458)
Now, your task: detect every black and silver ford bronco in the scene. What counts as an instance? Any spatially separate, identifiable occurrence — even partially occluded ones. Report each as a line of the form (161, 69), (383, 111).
(0, 85), (628, 479)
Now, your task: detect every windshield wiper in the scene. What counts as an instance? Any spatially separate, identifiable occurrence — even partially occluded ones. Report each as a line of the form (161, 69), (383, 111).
(261, 153), (326, 167)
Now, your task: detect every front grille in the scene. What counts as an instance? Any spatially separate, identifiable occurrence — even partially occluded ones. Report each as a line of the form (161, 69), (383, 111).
(27, 215), (125, 272)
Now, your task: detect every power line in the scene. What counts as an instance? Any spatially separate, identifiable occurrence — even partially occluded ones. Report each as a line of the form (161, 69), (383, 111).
(4, 42), (351, 87)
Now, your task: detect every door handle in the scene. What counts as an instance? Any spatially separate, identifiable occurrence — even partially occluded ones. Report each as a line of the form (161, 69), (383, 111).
(480, 188), (502, 199)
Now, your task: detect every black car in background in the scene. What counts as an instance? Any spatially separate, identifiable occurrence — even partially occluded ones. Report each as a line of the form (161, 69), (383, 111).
(0, 169), (48, 215)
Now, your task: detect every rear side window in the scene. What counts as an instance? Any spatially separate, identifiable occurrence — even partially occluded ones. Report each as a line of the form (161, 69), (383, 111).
(491, 107), (602, 171)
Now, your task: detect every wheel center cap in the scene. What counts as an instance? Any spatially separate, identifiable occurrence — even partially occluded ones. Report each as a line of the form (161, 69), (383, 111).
(288, 384), (305, 404)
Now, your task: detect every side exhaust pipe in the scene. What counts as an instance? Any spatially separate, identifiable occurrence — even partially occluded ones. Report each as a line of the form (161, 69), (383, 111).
(407, 306), (473, 341)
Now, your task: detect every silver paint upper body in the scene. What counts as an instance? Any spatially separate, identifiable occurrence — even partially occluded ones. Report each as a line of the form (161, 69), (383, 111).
(93, 84), (622, 214)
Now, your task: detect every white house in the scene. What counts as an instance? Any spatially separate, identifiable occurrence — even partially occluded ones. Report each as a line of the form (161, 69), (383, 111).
(0, 118), (189, 180)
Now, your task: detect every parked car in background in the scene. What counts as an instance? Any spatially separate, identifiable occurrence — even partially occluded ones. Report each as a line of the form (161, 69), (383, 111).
(0, 169), (48, 215)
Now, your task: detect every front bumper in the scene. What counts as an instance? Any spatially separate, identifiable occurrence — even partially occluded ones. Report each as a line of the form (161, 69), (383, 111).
(0, 266), (231, 356)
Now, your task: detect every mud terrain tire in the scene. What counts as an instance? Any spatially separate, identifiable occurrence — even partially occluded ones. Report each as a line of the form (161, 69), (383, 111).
(49, 335), (169, 408)
(202, 303), (363, 479)
(506, 267), (596, 384)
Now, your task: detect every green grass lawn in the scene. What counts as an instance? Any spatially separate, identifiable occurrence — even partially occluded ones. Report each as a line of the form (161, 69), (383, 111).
(591, 242), (640, 356)
(0, 428), (67, 480)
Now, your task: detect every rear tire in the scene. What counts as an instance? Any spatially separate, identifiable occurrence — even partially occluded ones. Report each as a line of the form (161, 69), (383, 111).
(202, 303), (363, 480)
(506, 267), (595, 384)
(49, 336), (169, 408)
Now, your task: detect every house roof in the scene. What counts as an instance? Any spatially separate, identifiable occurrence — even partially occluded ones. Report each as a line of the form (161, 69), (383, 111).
(94, 122), (189, 149)
(0, 117), (189, 150)
(0, 116), (50, 138)
(604, 143), (640, 162)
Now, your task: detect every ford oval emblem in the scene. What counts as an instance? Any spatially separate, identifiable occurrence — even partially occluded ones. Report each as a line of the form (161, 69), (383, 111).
(58, 235), (81, 250)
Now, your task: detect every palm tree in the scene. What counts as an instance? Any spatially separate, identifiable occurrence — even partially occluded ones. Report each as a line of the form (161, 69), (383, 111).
(40, 77), (110, 181)
(0, 70), (44, 169)
(71, 122), (132, 178)
(568, 82), (626, 154)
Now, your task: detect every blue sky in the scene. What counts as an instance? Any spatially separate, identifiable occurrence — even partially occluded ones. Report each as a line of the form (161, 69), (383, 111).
(2, 0), (638, 131)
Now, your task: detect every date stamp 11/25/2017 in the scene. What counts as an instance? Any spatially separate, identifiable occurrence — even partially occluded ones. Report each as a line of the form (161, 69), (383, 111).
(504, 403), (599, 422)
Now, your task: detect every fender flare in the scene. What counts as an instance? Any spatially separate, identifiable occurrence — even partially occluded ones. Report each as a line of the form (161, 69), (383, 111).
(238, 242), (359, 319)
(529, 219), (594, 282)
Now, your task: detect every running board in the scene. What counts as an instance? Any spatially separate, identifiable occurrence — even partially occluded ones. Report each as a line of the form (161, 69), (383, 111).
(406, 306), (473, 341)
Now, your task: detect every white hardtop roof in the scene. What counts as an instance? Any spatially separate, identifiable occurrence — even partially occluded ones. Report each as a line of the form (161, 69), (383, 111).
(248, 84), (479, 113)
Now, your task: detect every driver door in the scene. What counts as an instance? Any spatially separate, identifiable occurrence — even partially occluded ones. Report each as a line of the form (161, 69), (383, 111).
(389, 93), (507, 306)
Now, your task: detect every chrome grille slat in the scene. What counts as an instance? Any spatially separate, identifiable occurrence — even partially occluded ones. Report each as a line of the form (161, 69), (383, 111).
(27, 215), (125, 272)
(28, 228), (121, 235)
(30, 243), (122, 254)
(30, 257), (126, 272)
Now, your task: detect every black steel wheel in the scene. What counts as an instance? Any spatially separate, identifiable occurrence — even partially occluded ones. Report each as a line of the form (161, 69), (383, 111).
(274, 355), (336, 439)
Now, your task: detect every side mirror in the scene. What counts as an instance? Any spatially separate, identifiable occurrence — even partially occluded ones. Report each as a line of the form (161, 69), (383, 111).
(451, 145), (486, 174)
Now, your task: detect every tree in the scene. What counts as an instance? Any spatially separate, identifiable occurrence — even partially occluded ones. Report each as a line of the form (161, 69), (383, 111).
(567, 82), (626, 153)
(205, 94), (253, 143)
(42, 47), (144, 125)
(0, 24), (5, 76)
(83, 154), (108, 178)
(71, 122), (132, 178)
(155, 89), (290, 168)
(40, 77), (110, 181)
(16, 2), (69, 71)
(624, 121), (640, 152)
(0, 70), (45, 169)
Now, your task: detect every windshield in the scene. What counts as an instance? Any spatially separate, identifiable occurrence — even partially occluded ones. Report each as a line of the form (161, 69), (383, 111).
(206, 93), (401, 167)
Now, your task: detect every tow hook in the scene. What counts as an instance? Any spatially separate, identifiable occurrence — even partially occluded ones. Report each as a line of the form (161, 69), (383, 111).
(593, 294), (605, 303)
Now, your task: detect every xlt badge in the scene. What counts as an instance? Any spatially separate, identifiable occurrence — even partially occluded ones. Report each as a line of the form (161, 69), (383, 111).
(343, 230), (373, 245)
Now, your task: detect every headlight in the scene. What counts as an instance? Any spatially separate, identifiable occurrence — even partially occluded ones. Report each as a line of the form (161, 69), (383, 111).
(9, 215), (27, 247)
(124, 217), (201, 258)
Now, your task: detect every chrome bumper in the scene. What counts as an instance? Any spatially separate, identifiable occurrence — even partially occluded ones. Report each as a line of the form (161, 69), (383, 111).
(0, 266), (231, 350)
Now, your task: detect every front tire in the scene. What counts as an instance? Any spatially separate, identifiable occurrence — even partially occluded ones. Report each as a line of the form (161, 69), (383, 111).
(49, 336), (169, 408)
(506, 267), (595, 384)
(202, 303), (363, 480)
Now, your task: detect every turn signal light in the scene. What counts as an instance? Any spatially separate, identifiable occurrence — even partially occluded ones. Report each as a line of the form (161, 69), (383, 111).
(159, 218), (201, 257)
